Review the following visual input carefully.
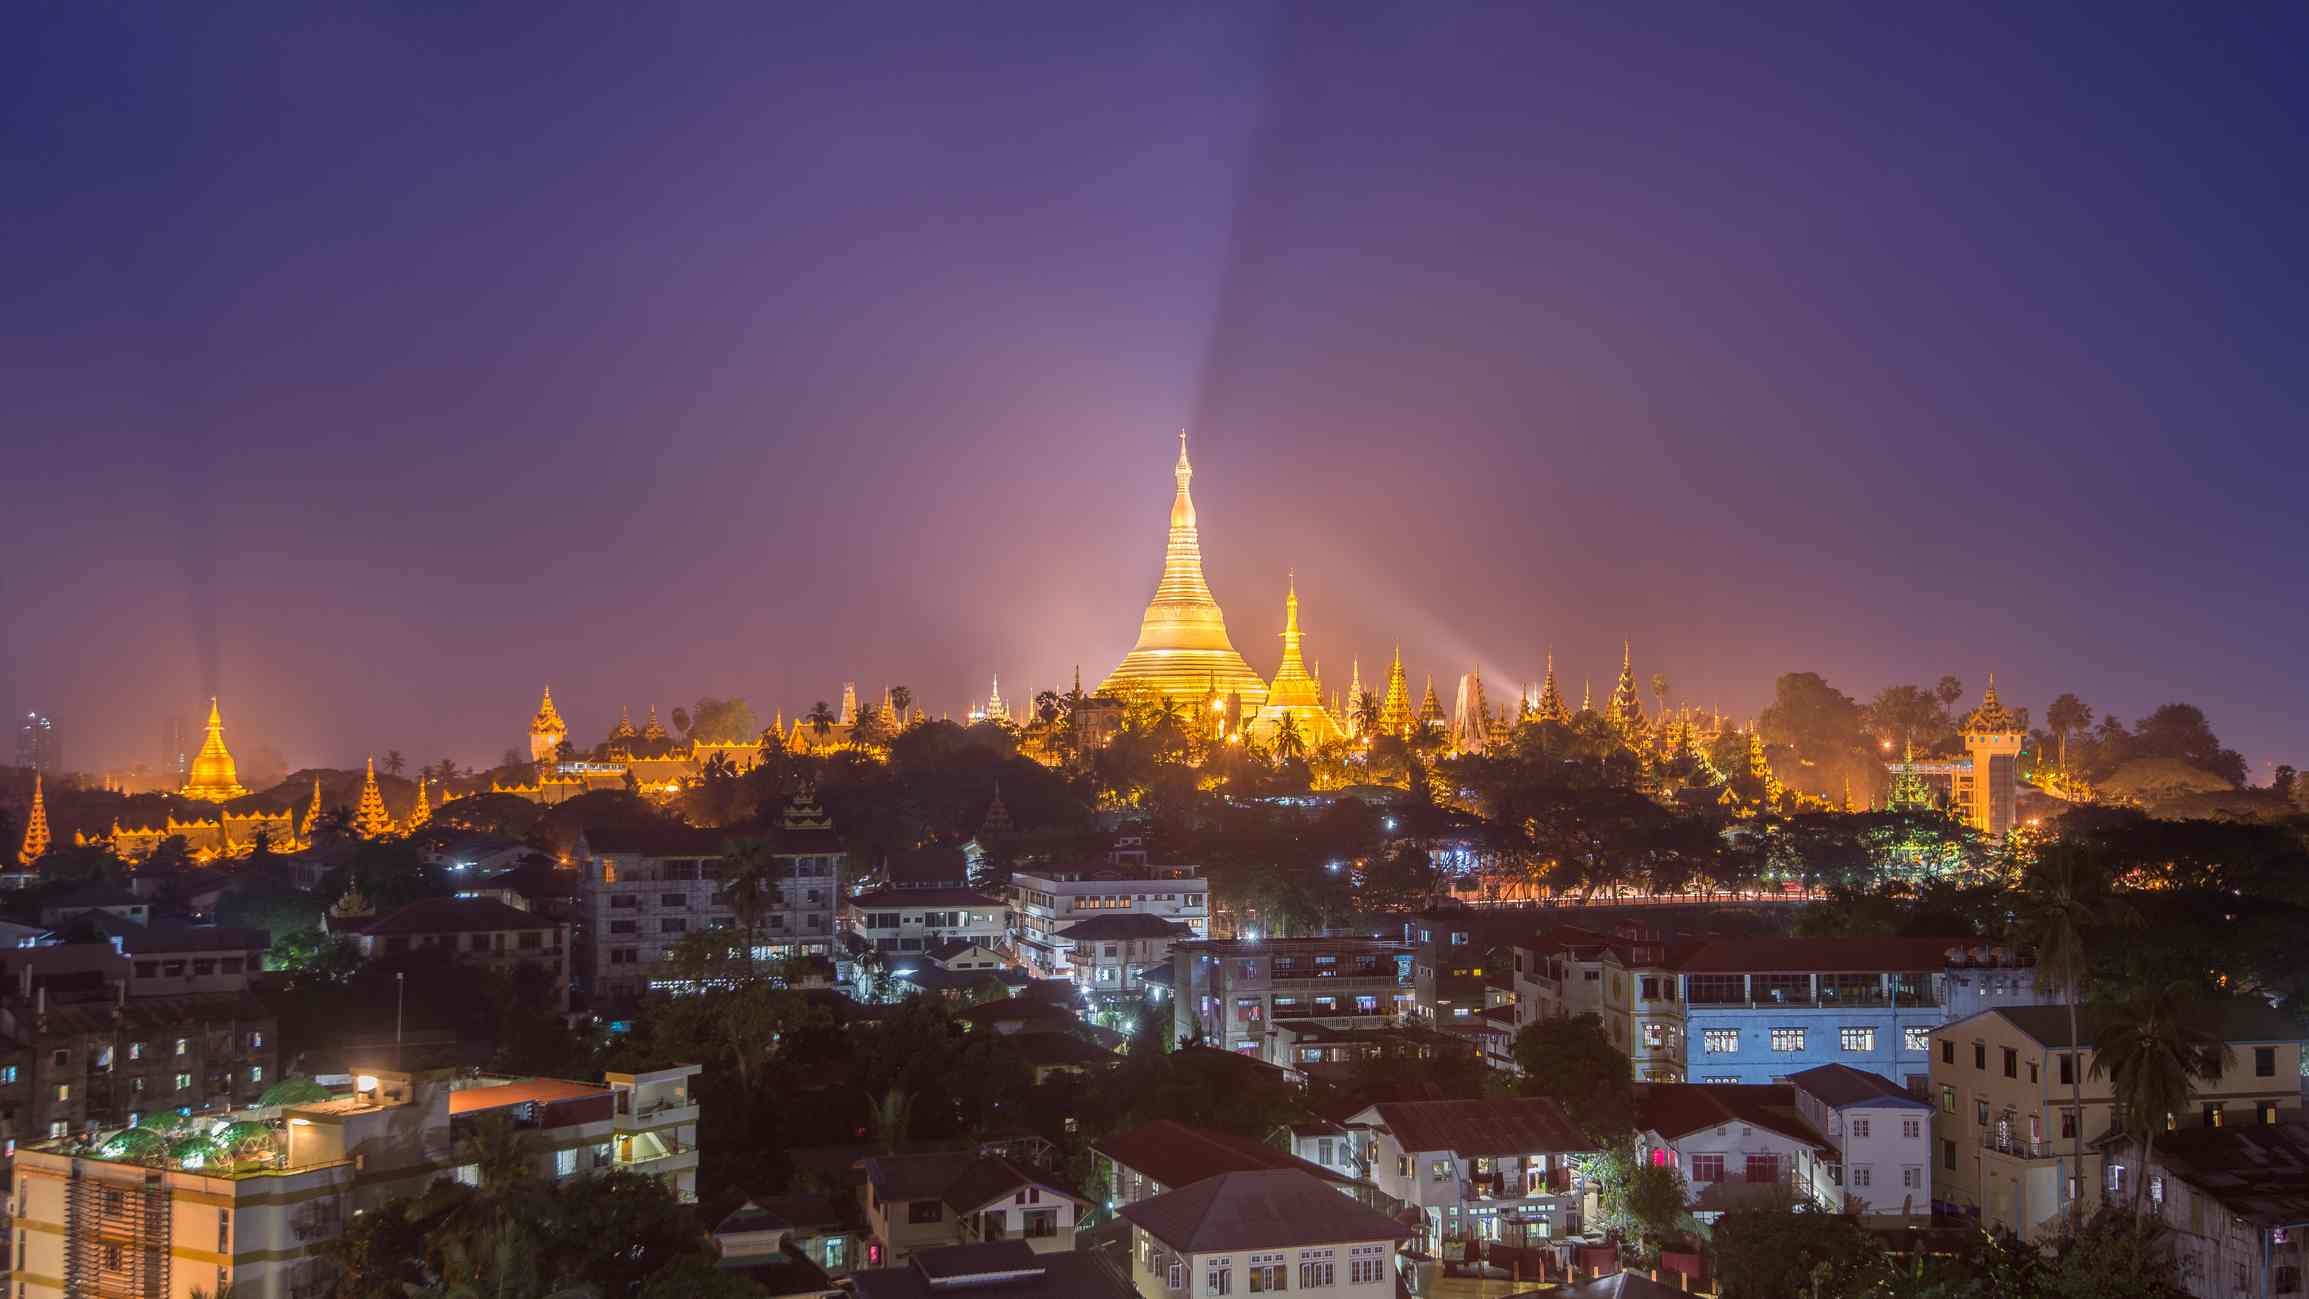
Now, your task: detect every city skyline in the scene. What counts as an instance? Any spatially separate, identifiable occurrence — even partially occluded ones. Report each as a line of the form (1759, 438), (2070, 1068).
(6, 2), (2305, 774)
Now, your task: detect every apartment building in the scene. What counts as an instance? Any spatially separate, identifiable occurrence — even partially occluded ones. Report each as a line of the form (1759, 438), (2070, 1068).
(1929, 1001), (2302, 1238)
(1049, 914), (1192, 998)
(1169, 938), (1415, 1067)
(1787, 1063), (1933, 1221)
(1009, 862), (1207, 979)
(577, 791), (845, 1006)
(8, 1061), (700, 1299)
(1122, 1169), (1408, 1299)
(1343, 1097), (1595, 1250)
(333, 896), (572, 1010)
(843, 887), (1009, 959)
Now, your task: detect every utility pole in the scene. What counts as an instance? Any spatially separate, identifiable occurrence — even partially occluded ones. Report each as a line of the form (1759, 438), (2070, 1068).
(395, 971), (405, 1062)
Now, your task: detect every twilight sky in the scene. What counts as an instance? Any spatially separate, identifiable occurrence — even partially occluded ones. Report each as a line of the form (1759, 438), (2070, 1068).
(4, 2), (2304, 779)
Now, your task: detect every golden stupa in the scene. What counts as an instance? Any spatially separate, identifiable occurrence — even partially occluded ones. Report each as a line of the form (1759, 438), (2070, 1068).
(1254, 574), (1343, 745)
(1097, 433), (1269, 710)
(180, 697), (251, 802)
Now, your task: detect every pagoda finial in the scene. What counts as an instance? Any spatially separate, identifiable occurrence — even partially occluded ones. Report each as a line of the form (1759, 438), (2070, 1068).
(1176, 428), (1191, 484)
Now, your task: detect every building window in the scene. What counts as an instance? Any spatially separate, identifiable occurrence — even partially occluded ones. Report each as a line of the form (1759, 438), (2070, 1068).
(249, 1066), (263, 1084)
(1905, 1027), (1929, 1052)
(1248, 1253), (1287, 1292)
(175, 1038), (189, 1057)
(1852, 1166), (1871, 1188)
(1745, 1155), (1779, 1184)
(1023, 1208), (1057, 1238)
(1702, 1029), (1738, 1055)
(1902, 1166), (1922, 1189)
(1299, 1250), (1335, 1288)
(1939, 1039), (1953, 1064)
(1852, 1118), (1870, 1139)
(1690, 1154), (1724, 1182)
(0, 1066), (12, 1084)
(2060, 1111), (2077, 1140)
(2204, 1104), (2224, 1129)
(1943, 1140), (1956, 1171)
(175, 1073), (192, 1092)
(555, 1148), (577, 1177)
(2002, 1047), (2017, 1078)
(1902, 1119), (1920, 1139)
(2258, 1047), (2277, 1078)
(1940, 1086), (1954, 1113)
(1349, 1245), (1386, 1286)
(2058, 1053), (2074, 1085)
(1842, 1027), (1875, 1053)
(1975, 1100), (1988, 1126)
(1770, 1028), (1805, 1053)
(909, 1201), (943, 1224)
(52, 1083), (68, 1103)
(1972, 1042), (1985, 1070)
(1206, 1256), (1234, 1295)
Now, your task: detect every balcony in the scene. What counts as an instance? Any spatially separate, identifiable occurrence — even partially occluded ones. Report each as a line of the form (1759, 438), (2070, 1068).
(615, 1099), (700, 1131)
(1983, 1132), (2059, 1160)
(618, 1144), (700, 1175)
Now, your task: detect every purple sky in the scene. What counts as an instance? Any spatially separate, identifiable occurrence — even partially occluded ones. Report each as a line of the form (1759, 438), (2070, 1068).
(5, 3), (2304, 779)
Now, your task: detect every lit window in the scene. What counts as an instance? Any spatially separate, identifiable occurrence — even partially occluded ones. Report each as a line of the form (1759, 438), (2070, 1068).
(1770, 1028), (1805, 1053)
(1206, 1256), (1234, 1296)
(1841, 1027), (1875, 1052)
(1703, 1029), (1738, 1054)
(1904, 1027), (1930, 1052)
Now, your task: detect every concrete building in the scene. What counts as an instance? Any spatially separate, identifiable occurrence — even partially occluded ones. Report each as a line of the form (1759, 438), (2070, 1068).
(1929, 1001), (2302, 1238)
(2097, 1116), (2309, 1299)
(577, 791), (844, 1006)
(1009, 862), (1207, 979)
(857, 1151), (1085, 1266)
(1342, 1097), (1595, 1251)
(333, 896), (572, 1011)
(1169, 938), (1415, 1066)
(1634, 1083), (1837, 1221)
(1049, 914), (1193, 998)
(8, 1060), (699, 1299)
(1787, 1063), (1934, 1221)
(1121, 1168), (1409, 1299)
(844, 886), (1009, 959)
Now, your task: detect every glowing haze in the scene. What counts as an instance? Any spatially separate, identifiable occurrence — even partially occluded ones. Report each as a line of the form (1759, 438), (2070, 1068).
(4, 3), (2304, 777)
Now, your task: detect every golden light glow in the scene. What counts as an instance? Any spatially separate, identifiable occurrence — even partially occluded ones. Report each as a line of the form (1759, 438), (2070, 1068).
(180, 697), (251, 802)
(1095, 433), (1270, 709)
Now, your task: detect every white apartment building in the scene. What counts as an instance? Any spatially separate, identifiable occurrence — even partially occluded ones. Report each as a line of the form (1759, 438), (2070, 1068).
(1787, 1063), (1932, 1221)
(1009, 863), (1207, 979)
(1633, 1083), (1838, 1221)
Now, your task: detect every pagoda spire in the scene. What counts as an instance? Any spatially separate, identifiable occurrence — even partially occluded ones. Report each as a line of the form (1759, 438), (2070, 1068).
(1378, 649), (1413, 736)
(407, 775), (432, 829)
(17, 773), (50, 867)
(1535, 652), (1570, 724)
(1095, 432), (1268, 709)
(641, 705), (669, 743)
(303, 776), (326, 843)
(1606, 640), (1644, 730)
(1418, 675), (1445, 730)
(838, 683), (859, 726)
(1255, 570), (1343, 745)
(529, 686), (568, 763)
(610, 705), (637, 742)
(352, 757), (393, 839)
(1580, 679), (1593, 713)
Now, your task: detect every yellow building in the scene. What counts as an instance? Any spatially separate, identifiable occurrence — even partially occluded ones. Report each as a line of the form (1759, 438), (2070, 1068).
(95, 808), (299, 862)
(530, 685), (569, 762)
(1096, 433), (1268, 711)
(179, 698), (250, 803)
(1929, 1002), (2301, 1239)
(1883, 677), (2028, 835)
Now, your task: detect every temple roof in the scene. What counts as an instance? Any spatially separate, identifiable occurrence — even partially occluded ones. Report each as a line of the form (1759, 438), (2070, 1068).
(1961, 674), (2024, 736)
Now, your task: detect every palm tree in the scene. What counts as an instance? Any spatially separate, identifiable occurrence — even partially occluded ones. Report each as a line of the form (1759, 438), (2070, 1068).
(383, 750), (406, 776)
(848, 707), (887, 753)
(411, 1112), (544, 1286)
(806, 700), (837, 741)
(2092, 981), (2227, 1216)
(1649, 673), (1669, 719)
(1353, 689), (1383, 739)
(890, 685), (913, 719)
(435, 757), (461, 786)
(2015, 843), (2136, 1228)
(721, 835), (787, 977)
(1273, 712), (1307, 763)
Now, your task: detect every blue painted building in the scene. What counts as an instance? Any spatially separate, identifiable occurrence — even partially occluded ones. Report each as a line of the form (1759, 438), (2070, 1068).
(1673, 938), (2039, 1089)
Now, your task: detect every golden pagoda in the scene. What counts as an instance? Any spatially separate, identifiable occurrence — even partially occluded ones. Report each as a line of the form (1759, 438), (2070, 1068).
(641, 706), (669, 743)
(352, 757), (394, 839)
(1377, 649), (1413, 737)
(530, 686), (568, 763)
(18, 772), (50, 866)
(1096, 433), (1268, 710)
(609, 705), (638, 743)
(1343, 660), (1365, 738)
(406, 776), (432, 830)
(1534, 652), (1570, 724)
(303, 776), (326, 841)
(1605, 641), (1644, 731)
(1254, 574), (1344, 746)
(1417, 675), (1445, 731)
(180, 697), (251, 802)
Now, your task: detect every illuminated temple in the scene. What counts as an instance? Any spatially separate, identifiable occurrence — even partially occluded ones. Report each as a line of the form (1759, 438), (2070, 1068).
(180, 698), (250, 802)
(1252, 575), (1343, 745)
(1095, 433), (1270, 710)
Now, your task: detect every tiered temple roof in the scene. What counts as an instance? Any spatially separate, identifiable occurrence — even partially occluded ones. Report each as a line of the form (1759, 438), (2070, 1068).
(1095, 433), (1269, 710)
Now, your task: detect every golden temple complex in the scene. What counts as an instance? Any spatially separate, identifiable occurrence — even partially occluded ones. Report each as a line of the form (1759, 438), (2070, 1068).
(1096, 433), (1269, 710)
(180, 697), (250, 802)
(530, 686), (569, 762)
(352, 757), (395, 838)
